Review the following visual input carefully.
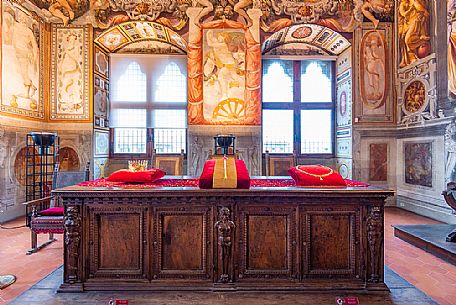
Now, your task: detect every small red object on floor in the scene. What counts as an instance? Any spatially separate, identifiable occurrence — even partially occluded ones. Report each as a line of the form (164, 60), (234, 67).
(116, 300), (128, 305)
(336, 297), (359, 305)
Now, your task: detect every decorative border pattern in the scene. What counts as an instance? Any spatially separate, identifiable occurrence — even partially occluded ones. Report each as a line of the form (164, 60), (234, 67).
(262, 24), (351, 56)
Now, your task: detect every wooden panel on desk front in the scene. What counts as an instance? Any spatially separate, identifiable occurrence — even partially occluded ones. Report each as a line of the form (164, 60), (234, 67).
(155, 207), (212, 280)
(248, 215), (288, 270)
(88, 206), (148, 280)
(99, 214), (141, 269)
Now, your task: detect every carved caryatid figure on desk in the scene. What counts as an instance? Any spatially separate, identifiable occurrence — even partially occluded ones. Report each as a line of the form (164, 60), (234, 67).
(215, 207), (235, 283)
(442, 183), (456, 242)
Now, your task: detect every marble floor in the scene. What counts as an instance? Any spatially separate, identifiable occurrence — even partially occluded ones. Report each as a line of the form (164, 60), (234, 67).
(0, 207), (455, 304)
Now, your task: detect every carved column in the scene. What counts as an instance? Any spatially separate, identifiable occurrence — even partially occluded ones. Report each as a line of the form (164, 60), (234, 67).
(367, 205), (383, 283)
(215, 207), (235, 283)
(64, 204), (82, 285)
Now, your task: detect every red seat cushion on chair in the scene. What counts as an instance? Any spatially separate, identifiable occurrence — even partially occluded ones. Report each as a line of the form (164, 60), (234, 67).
(39, 207), (64, 216)
(106, 168), (166, 183)
(288, 165), (347, 187)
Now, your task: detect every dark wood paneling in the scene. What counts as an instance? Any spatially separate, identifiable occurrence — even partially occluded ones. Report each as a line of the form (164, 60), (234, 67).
(155, 207), (212, 280)
(88, 205), (148, 280)
(304, 209), (359, 278)
(248, 215), (287, 270)
(99, 214), (141, 269)
(239, 206), (297, 280)
(162, 215), (203, 270)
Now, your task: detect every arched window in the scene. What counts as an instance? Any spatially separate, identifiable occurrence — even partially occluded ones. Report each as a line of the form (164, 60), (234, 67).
(111, 61), (147, 103)
(154, 62), (187, 103)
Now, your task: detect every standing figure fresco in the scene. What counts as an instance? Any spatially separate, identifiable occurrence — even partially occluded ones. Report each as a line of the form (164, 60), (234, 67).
(1, 2), (42, 118)
(398, 0), (430, 68)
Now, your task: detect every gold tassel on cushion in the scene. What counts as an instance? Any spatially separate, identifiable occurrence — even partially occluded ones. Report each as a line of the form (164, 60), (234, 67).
(213, 156), (237, 188)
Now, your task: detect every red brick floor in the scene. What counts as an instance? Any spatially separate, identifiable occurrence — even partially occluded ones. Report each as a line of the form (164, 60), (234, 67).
(0, 217), (63, 304)
(0, 207), (455, 304)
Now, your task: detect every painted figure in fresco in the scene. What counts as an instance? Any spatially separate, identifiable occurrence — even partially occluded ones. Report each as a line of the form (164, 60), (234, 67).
(58, 32), (83, 113)
(205, 30), (240, 99)
(2, 8), (39, 110)
(234, 0), (253, 27)
(47, 0), (78, 26)
(361, 0), (386, 28)
(398, 0), (430, 68)
(364, 34), (384, 102)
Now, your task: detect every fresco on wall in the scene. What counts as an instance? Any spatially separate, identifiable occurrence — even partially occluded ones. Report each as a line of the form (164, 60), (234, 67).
(1, 1), (44, 119)
(50, 26), (90, 121)
(93, 157), (108, 179)
(369, 143), (387, 181)
(354, 24), (393, 124)
(404, 142), (432, 187)
(398, 0), (431, 68)
(360, 30), (386, 110)
(336, 69), (352, 127)
(403, 80), (426, 114)
(202, 28), (246, 123)
(59, 147), (80, 171)
(449, 0), (456, 98)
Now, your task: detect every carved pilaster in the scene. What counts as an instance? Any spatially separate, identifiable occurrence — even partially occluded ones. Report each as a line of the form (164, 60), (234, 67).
(64, 205), (82, 285)
(215, 207), (235, 283)
(367, 206), (383, 283)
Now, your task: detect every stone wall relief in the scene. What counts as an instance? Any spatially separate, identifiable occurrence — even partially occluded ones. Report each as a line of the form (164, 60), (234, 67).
(1, 0), (45, 119)
(396, 54), (436, 125)
(445, 120), (456, 184)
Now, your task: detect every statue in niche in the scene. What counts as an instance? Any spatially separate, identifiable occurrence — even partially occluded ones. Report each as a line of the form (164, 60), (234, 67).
(398, 0), (430, 68)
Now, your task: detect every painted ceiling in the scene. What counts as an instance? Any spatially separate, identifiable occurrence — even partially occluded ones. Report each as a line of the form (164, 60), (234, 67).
(16, 0), (395, 33)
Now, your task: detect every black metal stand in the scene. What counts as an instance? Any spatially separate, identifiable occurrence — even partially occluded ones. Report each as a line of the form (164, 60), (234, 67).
(25, 132), (59, 227)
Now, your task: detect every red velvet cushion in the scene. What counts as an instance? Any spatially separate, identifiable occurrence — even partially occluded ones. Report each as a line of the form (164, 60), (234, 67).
(106, 169), (166, 183)
(199, 159), (250, 189)
(39, 207), (64, 216)
(288, 165), (347, 187)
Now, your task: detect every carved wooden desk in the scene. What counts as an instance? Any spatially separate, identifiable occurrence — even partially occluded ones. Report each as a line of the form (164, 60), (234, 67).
(54, 179), (393, 292)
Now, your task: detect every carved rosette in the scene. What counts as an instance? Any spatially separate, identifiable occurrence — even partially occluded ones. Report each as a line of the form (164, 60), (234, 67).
(64, 205), (82, 284)
(367, 206), (383, 283)
(215, 207), (235, 283)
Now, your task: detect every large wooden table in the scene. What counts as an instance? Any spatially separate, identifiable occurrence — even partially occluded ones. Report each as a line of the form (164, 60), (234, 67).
(55, 178), (393, 292)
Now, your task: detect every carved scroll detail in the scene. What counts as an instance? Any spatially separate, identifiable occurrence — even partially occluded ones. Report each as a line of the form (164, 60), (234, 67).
(64, 205), (82, 284)
(215, 207), (235, 283)
(367, 206), (383, 283)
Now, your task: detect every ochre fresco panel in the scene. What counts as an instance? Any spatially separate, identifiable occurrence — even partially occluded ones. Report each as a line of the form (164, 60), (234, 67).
(449, 0), (456, 98)
(1, 1), (44, 119)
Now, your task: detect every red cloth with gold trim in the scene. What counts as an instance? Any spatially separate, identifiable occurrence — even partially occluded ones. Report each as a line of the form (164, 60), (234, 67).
(199, 157), (250, 189)
(288, 165), (347, 187)
(106, 168), (166, 183)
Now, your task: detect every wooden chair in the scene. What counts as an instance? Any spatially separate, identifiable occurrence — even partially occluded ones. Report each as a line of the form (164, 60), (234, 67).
(24, 162), (90, 255)
(152, 149), (185, 176)
(265, 150), (297, 176)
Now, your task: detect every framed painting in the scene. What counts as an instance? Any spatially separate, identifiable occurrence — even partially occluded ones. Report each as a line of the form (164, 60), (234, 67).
(404, 141), (432, 187)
